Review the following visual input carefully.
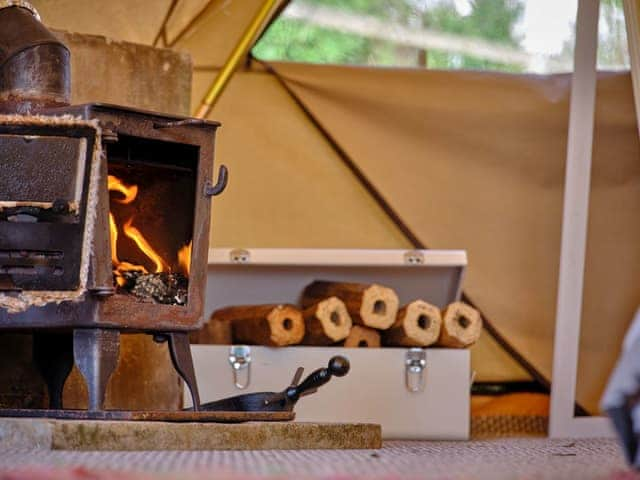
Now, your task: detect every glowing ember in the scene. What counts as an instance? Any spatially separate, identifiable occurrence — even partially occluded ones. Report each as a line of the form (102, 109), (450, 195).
(178, 242), (192, 275)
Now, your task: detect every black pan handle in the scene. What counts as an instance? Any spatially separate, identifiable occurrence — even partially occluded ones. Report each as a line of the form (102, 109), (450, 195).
(287, 356), (350, 402)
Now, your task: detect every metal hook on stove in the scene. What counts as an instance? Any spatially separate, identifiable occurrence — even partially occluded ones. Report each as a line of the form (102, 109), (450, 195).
(204, 164), (229, 197)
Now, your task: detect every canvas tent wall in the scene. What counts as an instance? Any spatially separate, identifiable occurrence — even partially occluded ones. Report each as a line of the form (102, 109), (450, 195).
(29, 0), (640, 413)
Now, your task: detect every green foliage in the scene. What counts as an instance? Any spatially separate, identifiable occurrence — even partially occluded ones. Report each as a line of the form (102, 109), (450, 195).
(555, 0), (629, 70)
(426, 0), (523, 45)
(424, 0), (524, 71)
(598, 0), (629, 68)
(252, 0), (526, 71)
(253, 20), (374, 65)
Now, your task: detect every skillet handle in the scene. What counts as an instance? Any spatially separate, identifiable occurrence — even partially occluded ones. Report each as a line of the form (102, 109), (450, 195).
(288, 356), (350, 402)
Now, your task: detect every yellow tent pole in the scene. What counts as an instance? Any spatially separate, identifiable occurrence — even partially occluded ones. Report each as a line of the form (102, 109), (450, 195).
(194, 0), (278, 118)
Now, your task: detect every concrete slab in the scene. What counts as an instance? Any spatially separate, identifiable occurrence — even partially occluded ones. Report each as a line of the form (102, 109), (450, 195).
(0, 419), (52, 449)
(0, 419), (381, 451)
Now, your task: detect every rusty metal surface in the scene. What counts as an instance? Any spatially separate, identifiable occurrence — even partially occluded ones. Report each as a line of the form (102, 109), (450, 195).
(0, 7), (70, 113)
(49, 103), (218, 332)
(0, 121), (97, 292)
(0, 12), (220, 416)
(0, 409), (294, 422)
(0, 31), (200, 415)
(0, 103), (220, 330)
(0, 135), (82, 202)
(164, 333), (200, 411)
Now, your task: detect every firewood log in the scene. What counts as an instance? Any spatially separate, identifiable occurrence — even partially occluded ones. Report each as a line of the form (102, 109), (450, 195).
(301, 281), (399, 330)
(437, 302), (482, 348)
(302, 297), (352, 345)
(211, 304), (305, 347)
(383, 300), (442, 347)
(189, 318), (232, 345)
(343, 325), (381, 348)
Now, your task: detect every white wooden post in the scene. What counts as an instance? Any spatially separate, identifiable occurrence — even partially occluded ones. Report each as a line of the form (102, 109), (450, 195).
(549, 0), (614, 438)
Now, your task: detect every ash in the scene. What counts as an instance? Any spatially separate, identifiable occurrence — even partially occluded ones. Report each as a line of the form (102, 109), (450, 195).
(119, 271), (188, 305)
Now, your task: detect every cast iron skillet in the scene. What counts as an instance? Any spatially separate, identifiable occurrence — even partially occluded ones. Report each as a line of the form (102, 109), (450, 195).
(195, 356), (350, 412)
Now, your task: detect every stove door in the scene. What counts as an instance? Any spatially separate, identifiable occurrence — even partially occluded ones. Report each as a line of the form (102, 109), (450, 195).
(0, 121), (98, 291)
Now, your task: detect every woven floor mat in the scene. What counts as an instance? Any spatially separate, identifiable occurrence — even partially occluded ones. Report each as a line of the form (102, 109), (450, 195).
(0, 438), (629, 479)
(471, 414), (549, 438)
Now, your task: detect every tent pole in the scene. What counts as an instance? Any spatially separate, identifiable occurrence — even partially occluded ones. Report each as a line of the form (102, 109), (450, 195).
(194, 0), (278, 118)
(549, 0), (601, 437)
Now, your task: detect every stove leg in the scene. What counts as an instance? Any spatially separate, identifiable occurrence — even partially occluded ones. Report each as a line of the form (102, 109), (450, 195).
(73, 329), (120, 412)
(33, 332), (74, 409)
(165, 332), (201, 411)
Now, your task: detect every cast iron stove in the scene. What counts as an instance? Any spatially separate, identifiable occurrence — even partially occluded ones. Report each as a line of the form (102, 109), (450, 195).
(0, 2), (237, 420)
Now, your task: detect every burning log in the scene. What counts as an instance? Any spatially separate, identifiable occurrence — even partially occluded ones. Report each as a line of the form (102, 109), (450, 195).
(383, 300), (442, 347)
(118, 271), (188, 306)
(302, 297), (352, 345)
(343, 325), (381, 348)
(212, 304), (305, 347)
(438, 302), (482, 348)
(301, 281), (399, 330)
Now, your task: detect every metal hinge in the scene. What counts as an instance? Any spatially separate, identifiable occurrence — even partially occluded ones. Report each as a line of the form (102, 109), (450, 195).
(405, 348), (427, 393)
(228, 345), (251, 389)
(404, 250), (425, 265)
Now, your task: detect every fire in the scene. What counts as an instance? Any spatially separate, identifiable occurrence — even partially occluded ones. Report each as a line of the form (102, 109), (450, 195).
(178, 242), (192, 275)
(110, 212), (149, 286)
(108, 175), (138, 204)
(122, 217), (169, 274)
(108, 174), (190, 288)
(108, 213), (119, 265)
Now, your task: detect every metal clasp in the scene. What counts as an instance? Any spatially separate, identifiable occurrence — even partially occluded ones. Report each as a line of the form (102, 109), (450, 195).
(404, 250), (425, 265)
(405, 348), (427, 393)
(229, 248), (250, 264)
(229, 345), (251, 389)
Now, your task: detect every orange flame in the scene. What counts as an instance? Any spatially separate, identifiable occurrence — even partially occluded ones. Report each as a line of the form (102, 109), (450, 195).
(108, 213), (119, 265)
(111, 212), (151, 286)
(122, 217), (169, 274)
(113, 261), (147, 287)
(108, 175), (138, 204)
(178, 242), (192, 275)
(108, 174), (191, 288)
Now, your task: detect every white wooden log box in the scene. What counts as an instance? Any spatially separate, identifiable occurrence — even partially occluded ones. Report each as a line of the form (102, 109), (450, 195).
(187, 248), (471, 440)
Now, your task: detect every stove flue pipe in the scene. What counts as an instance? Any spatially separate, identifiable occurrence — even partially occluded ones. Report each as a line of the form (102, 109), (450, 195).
(0, 1), (70, 114)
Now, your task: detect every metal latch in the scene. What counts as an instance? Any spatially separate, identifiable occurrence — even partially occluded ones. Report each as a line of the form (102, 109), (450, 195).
(230, 248), (251, 264)
(405, 348), (427, 392)
(404, 250), (425, 265)
(229, 345), (251, 389)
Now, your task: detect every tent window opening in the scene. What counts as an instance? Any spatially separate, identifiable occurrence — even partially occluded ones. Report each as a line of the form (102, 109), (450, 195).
(252, 0), (630, 74)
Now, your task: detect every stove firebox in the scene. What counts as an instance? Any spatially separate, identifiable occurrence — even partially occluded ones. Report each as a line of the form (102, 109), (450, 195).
(0, 3), (227, 417)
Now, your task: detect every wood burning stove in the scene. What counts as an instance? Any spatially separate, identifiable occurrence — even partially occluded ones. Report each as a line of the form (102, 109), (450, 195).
(0, 2), (228, 418)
